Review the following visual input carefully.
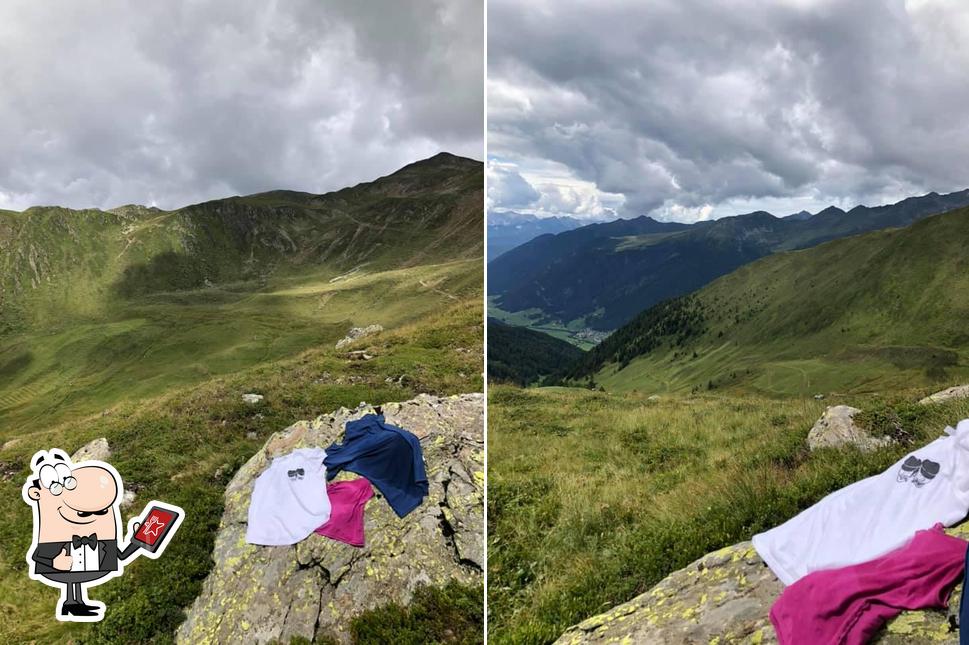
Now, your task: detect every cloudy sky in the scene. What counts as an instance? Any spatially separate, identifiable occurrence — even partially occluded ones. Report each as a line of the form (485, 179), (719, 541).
(489, 0), (969, 222)
(0, 0), (482, 211)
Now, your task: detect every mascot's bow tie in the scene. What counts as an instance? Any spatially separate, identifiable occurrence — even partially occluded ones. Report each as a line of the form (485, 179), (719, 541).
(72, 533), (97, 548)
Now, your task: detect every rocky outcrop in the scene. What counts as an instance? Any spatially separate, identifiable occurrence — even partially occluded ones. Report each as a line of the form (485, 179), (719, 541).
(71, 437), (111, 462)
(807, 405), (893, 452)
(335, 324), (383, 350)
(241, 393), (264, 404)
(920, 385), (969, 405)
(555, 524), (969, 644)
(176, 393), (483, 644)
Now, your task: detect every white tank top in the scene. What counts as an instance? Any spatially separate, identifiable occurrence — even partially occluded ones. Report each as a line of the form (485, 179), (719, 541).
(753, 418), (969, 585)
(246, 447), (331, 546)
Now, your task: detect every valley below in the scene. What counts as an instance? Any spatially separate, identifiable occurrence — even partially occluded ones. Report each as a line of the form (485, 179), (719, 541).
(0, 258), (480, 433)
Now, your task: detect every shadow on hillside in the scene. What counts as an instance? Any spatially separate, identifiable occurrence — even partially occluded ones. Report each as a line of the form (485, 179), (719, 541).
(113, 251), (210, 298)
(0, 350), (32, 384)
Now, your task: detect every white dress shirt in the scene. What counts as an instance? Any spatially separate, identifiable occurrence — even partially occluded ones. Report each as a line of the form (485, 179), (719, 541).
(69, 540), (101, 572)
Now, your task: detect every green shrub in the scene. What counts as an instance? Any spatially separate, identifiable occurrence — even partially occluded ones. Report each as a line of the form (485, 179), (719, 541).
(855, 400), (928, 444)
(349, 581), (483, 645)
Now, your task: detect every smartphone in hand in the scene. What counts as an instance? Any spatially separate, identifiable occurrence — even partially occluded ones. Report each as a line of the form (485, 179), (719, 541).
(129, 503), (183, 555)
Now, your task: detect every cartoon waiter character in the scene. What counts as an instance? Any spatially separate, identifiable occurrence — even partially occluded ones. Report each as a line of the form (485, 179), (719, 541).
(22, 448), (184, 622)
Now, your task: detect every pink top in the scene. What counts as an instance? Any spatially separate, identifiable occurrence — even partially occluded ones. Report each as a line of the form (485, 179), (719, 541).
(314, 477), (373, 547)
(770, 523), (967, 645)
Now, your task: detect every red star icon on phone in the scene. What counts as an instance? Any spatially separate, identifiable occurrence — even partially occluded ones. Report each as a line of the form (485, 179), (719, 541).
(143, 516), (165, 539)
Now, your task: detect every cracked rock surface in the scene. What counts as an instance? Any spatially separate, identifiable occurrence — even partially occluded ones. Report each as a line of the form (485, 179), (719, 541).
(176, 393), (483, 644)
(554, 523), (969, 644)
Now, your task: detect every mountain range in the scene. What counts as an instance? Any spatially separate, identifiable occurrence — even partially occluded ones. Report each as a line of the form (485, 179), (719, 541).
(487, 211), (582, 261)
(0, 152), (483, 427)
(560, 206), (969, 395)
(489, 189), (969, 332)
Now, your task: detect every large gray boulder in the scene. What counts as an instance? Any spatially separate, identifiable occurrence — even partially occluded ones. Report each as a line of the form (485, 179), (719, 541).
(554, 526), (969, 645)
(176, 393), (483, 644)
(920, 385), (969, 405)
(71, 437), (111, 462)
(807, 405), (893, 452)
(335, 324), (384, 350)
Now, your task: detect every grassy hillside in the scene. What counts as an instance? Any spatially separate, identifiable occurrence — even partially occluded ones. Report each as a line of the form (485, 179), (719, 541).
(487, 384), (969, 644)
(489, 205), (969, 643)
(0, 153), (483, 642)
(566, 208), (969, 395)
(0, 153), (483, 430)
(0, 298), (483, 644)
(488, 189), (969, 333)
(487, 318), (585, 386)
(0, 259), (479, 431)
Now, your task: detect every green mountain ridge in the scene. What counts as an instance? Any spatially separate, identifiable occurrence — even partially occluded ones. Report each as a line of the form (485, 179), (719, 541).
(563, 207), (969, 395)
(488, 188), (969, 332)
(1, 152), (481, 330)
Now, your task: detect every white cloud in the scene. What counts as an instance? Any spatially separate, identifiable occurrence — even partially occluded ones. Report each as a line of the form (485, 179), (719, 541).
(488, 155), (622, 220)
(0, 0), (483, 211)
(487, 159), (540, 210)
(488, 0), (969, 223)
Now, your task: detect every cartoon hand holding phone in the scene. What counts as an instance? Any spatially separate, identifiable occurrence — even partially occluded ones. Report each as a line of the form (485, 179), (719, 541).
(22, 448), (185, 622)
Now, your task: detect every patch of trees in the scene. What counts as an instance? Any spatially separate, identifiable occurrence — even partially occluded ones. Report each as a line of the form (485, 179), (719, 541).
(487, 318), (586, 386)
(559, 295), (708, 381)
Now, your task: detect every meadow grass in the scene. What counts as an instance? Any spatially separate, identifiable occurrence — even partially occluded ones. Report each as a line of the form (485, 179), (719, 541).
(0, 296), (483, 644)
(348, 580), (484, 645)
(487, 383), (969, 644)
(596, 341), (969, 396)
(0, 259), (480, 432)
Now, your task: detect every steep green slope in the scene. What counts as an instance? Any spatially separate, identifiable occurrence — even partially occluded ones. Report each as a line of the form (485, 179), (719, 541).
(565, 208), (969, 395)
(0, 153), (483, 428)
(487, 317), (585, 386)
(0, 298), (483, 644)
(0, 152), (482, 330)
(489, 189), (969, 332)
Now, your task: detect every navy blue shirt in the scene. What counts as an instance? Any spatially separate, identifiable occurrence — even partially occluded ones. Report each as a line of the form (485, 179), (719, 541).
(324, 414), (428, 517)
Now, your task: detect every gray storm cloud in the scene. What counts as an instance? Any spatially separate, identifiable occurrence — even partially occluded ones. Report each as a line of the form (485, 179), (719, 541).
(0, 0), (483, 211)
(488, 0), (969, 222)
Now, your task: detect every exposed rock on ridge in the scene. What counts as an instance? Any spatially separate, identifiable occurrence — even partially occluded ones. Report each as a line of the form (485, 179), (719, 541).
(335, 324), (384, 349)
(71, 437), (111, 462)
(176, 393), (483, 644)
